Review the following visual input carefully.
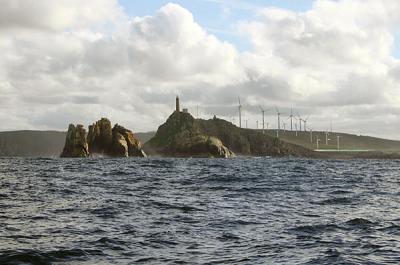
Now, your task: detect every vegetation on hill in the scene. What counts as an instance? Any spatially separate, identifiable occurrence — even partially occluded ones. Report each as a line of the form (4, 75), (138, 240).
(0, 131), (66, 157)
(145, 112), (317, 157)
(261, 130), (400, 152)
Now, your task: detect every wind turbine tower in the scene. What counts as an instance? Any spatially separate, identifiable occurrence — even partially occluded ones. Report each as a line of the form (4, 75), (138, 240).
(275, 107), (284, 138)
(325, 131), (330, 145)
(259, 106), (267, 134)
(289, 106), (294, 131)
(238, 97), (242, 128)
(303, 116), (309, 132)
(298, 115), (303, 132)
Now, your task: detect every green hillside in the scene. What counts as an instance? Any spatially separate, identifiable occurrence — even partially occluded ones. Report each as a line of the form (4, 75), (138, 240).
(260, 129), (400, 153)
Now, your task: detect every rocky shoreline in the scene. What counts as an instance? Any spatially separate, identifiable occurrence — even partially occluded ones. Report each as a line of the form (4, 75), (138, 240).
(59, 113), (400, 160)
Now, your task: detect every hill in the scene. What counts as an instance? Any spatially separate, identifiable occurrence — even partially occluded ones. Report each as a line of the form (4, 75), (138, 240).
(144, 111), (317, 158)
(0, 130), (155, 157)
(0, 130), (67, 157)
(260, 130), (400, 153)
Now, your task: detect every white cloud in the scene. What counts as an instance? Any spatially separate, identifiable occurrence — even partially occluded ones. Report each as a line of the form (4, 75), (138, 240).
(1, 0), (400, 139)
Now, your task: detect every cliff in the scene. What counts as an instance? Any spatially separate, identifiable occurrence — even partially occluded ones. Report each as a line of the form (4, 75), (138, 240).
(61, 118), (146, 158)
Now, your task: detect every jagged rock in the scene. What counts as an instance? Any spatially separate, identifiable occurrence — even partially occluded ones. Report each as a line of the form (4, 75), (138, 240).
(110, 131), (129, 157)
(61, 118), (146, 158)
(61, 124), (89, 158)
(87, 118), (112, 155)
(112, 125), (146, 157)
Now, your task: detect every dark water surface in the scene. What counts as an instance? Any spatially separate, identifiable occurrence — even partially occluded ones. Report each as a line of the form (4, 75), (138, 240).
(0, 157), (400, 264)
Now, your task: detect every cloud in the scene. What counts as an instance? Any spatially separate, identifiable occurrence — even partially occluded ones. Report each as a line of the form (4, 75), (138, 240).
(0, 0), (400, 139)
(0, 0), (124, 31)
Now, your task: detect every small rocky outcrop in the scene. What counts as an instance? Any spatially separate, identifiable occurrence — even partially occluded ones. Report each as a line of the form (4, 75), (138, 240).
(61, 124), (89, 158)
(61, 118), (146, 158)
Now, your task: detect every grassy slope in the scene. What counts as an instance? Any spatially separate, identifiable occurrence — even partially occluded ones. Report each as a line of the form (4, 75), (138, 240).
(260, 129), (400, 153)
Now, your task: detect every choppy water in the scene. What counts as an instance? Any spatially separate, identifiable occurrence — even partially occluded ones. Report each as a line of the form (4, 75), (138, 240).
(0, 157), (400, 264)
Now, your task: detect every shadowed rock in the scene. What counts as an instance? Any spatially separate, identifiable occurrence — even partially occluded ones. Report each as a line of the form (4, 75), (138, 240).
(87, 118), (112, 155)
(61, 124), (89, 158)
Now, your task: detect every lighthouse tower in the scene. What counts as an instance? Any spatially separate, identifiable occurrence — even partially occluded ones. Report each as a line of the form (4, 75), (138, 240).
(176, 96), (180, 112)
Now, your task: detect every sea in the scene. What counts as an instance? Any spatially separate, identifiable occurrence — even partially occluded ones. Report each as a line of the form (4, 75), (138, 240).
(0, 157), (399, 265)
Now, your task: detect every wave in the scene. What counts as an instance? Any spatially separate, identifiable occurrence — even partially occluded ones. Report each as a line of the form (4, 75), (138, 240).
(315, 197), (354, 205)
(0, 248), (103, 264)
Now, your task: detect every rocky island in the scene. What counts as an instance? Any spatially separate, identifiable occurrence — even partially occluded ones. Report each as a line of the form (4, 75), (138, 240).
(144, 110), (317, 158)
(61, 118), (146, 158)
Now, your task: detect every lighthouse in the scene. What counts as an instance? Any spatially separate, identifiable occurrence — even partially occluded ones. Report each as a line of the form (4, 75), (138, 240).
(176, 96), (180, 112)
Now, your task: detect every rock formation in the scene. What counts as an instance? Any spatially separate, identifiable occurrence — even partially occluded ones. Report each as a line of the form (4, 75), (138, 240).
(87, 118), (113, 155)
(144, 111), (235, 158)
(61, 118), (146, 158)
(144, 110), (317, 158)
(109, 124), (147, 157)
(60, 124), (89, 158)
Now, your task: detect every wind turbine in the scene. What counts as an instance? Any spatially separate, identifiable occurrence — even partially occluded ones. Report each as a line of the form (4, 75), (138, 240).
(317, 138), (321, 150)
(259, 106), (268, 134)
(275, 107), (284, 138)
(303, 116), (309, 132)
(238, 97), (242, 128)
(288, 106), (295, 131)
(297, 113), (303, 132)
(245, 119), (249, 129)
(325, 131), (330, 145)
(337, 135), (341, 150)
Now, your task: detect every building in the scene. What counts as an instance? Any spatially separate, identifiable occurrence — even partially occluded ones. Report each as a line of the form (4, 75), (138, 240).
(176, 96), (180, 112)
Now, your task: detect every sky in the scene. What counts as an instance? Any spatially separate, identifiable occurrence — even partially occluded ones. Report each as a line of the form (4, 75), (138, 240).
(1, 0), (400, 139)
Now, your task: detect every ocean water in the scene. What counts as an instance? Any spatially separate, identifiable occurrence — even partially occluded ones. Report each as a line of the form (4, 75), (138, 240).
(0, 157), (399, 265)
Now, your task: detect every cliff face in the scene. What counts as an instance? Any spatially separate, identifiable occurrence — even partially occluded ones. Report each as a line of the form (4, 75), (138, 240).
(61, 124), (89, 158)
(61, 118), (146, 158)
(144, 111), (317, 158)
(144, 111), (234, 158)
